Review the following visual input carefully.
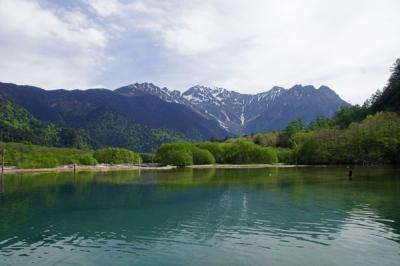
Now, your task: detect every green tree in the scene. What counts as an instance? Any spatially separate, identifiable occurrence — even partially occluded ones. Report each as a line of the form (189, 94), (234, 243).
(371, 58), (400, 112)
(192, 146), (215, 165)
(94, 147), (141, 164)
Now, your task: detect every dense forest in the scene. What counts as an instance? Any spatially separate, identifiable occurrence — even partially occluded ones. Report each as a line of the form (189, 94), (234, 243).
(0, 97), (88, 148)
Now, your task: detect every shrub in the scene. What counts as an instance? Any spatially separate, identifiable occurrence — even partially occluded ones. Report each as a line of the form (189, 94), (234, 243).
(140, 153), (156, 163)
(18, 157), (59, 169)
(252, 147), (278, 164)
(154, 140), (279, 166)
(168, 150), (193, 166)
(195, 142), (224, 163)
(1, 142), (96, 168)
(94, 147), (141, 164)
(276, 148), (294, 164)
(192, 146), (215, 165)
(220, 141), (279, 164)
(78, 154), (98, 165)
(155, 142), (193, 166)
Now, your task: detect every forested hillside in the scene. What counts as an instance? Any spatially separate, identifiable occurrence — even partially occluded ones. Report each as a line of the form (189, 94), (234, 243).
(0, 97), (88, 148)
(0, 87), (188, 152)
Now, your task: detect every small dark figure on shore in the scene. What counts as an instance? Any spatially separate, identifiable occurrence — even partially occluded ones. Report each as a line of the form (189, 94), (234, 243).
(348, 169), (353, 181)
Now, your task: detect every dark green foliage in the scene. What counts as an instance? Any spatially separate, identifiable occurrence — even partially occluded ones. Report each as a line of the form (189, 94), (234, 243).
(371, 59), (400, 112)
(285, 119), (304, 135)
(139, 153), (156, 163)
(93, 148), (141, 164)
(275, 148), (295, 164)
(0, 97), (89, 148)
(307, 116), (331, 130)
(296, 112), (400, 164)
(81, 108), (185, 152)
(58, 128), (88, 148)
(1, 142), (97, 168)
(330, 105), (370, 128)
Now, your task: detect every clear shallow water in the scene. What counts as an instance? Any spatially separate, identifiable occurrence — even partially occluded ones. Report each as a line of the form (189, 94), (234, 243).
(0, 167), (399, 266)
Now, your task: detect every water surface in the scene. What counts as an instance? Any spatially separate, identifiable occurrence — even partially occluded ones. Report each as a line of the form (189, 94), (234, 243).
(0, 167), (399, 265)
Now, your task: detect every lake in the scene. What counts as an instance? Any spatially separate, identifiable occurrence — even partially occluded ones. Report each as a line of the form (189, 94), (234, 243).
(0, 167), (399, 265)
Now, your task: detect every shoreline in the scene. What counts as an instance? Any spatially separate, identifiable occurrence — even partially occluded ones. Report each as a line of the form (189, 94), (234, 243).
(188, 164), (310, 169)
(1, 163), (397, 174)
(1, 163), (310, 174)
(1, 164), (176, 174)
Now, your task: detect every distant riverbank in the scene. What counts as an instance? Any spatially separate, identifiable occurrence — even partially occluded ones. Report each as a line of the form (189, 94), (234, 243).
(1, 163), (310, 174)
(1, 164), (174, 174)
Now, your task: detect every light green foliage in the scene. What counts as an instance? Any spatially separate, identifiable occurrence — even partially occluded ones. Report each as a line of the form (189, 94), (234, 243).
(77, 154), (98, 165)
(195, 142), (224, 162)
(220, 140), (278, 164)
(155, 142), (215, 166)
(1, 142), (97, 168)
(297, 112), (400, 164)
(192, 146), (215, 165)
(291, 132), (314, 146)
(157, 140), (278, 165)
(93, 148), (141, 164)
(155, 143), (194, 166)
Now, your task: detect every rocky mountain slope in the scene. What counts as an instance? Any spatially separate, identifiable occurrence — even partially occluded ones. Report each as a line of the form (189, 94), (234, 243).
(115, 83), (349, 135)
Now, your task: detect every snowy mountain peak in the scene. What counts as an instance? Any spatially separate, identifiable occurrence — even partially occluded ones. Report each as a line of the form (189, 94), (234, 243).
(115, 82), (349, 135)
(115, 83), (181, 103)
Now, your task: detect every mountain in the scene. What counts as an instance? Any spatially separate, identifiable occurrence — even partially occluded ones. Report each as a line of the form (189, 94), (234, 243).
(0, 82), (228, 151)
(0, 81), (348, 151)
(116, 83), (349, 135)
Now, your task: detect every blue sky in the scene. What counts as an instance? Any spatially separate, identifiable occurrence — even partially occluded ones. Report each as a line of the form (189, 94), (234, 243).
(0, 0), (399, 104)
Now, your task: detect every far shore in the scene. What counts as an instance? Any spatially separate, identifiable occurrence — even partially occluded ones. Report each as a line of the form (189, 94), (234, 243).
(1, 163), (312, 174)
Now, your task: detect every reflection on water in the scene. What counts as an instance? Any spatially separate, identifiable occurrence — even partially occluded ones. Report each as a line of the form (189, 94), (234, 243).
(0, 167), (399, 265)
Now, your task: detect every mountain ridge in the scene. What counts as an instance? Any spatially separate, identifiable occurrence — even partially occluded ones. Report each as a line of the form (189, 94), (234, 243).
(115, 82), (349, 135)
(0, 81), (349, 142)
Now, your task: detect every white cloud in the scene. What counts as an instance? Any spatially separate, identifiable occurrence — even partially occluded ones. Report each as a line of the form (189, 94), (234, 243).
(87, 0), (123, 17)
(0, 0), (108, 88)
(117, 0), (400, 103)
(0, 0), (399, 103)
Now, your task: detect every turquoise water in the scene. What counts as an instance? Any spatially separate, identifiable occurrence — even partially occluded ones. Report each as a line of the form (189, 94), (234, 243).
(0, 167), (399, 265)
